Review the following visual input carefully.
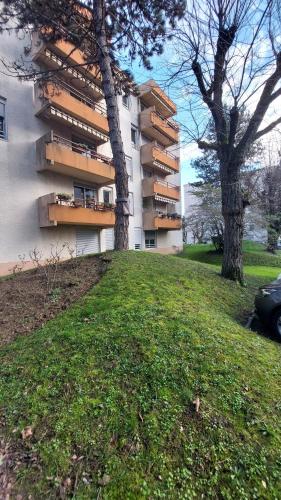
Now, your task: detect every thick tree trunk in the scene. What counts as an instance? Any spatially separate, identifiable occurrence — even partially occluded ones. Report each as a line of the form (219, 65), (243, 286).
(93, 0), (129, 250)
(267, 226), (278, 253)
(220, 161), (244, 282)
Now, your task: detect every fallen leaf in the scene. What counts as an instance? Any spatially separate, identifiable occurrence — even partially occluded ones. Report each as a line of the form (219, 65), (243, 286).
(21, 426), (33, 439)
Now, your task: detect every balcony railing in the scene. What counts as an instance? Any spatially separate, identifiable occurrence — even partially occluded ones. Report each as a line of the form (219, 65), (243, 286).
(143, 210), (182, 231)
(138, 79), (177, 118)
(53, 78), (106, 116)
(140, 107), (179, 147)
(36, 132), (115, 185)
(52, 134), (113, 164)
(140, 142), (179, 174)
(142, 177), (180, 202)
(33, 45), (104, 101)
(35, 81), (109, 143)
(38, 193), (115, 228)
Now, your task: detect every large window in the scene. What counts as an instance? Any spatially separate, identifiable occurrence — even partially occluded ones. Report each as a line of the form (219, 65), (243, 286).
(145, 231), (156, 249)
(0, 97), (7, 140)
(74, 184), (97, 207)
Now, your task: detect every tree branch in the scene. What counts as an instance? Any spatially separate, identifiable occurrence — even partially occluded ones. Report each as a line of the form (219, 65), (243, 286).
(197, 140), (218, 151)
(255, 117), (281, 140)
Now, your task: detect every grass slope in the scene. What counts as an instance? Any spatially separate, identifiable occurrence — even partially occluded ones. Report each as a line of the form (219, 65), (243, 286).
(180, 241), (281, 280)
(1, 252), (281, 498)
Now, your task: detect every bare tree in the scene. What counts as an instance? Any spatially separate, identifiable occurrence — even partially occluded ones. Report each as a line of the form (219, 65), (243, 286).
(0, 0), (185, 250)
(186, 183), (224, 247)
(166, 0), (281, 282)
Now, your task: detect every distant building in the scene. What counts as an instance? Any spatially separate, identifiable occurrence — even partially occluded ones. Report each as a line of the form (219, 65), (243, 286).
(184, 182), (267, 244)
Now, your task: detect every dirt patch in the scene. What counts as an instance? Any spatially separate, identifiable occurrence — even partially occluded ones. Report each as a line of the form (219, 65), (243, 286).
(0, 255), (109, 346)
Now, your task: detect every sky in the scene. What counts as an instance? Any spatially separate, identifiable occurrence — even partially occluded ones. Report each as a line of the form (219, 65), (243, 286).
(125, 3), (281, 191)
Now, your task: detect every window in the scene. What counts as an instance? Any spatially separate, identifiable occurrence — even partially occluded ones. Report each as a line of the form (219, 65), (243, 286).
(131, 125), (138, 147)
(129, 192), (134, 216)
(134, 227), (142, 250)
(145, 231), (156, 249)
(126, 156), (133, 181)
(0, 97), (7, 140)
(103, 189), (112, 204)
(122, 94), (129, 108)
(74, 184), (97, 207)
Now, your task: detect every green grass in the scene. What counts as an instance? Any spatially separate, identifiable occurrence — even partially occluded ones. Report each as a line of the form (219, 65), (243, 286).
(180, 240), (281, 280)
(1, 251), (281, 498)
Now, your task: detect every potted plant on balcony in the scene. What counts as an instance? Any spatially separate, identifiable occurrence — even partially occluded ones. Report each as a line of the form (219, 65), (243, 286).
(72, 198), (84, 208)
(56, 193), (72, 204)
(104, 202), (113, 210)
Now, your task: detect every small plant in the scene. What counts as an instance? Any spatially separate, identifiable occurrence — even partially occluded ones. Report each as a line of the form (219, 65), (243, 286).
(9, 254), (26, 275)
(29, 244), (67, 297)
(48, 287), (62, 303)
(56, 193), (72, 203)
(72, 199), (83, 208)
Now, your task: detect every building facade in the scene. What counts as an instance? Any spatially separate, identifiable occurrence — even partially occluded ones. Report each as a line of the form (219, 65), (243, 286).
(0, 31), (182, 275)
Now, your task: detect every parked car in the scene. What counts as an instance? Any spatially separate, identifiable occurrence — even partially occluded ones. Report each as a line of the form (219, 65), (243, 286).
(255, 275), (281, 337)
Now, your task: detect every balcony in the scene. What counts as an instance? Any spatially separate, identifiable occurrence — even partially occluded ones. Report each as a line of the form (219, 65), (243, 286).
(35, 81), (109, 144)
(142, 177), (180, 202)
(38, 193), (115, 228)
(139, 79), (176, 118)
(143, 211), (182, 231)
(52, 39), (102, 85)
(140, 142), (179, 174)
(140, 107), (179, 147)
(32, 33), (102, 88)
(32, 45), (103, 101)
(36, 132), (115, 185)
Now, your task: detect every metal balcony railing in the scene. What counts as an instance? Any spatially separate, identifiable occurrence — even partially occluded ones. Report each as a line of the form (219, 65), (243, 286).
(154, 178), (179, 191)
(52, 134), (114, 165)
(50, 78), (107, 115)
(152, 110), (180, 132)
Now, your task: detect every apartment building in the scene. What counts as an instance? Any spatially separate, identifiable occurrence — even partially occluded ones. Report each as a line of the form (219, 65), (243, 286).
(0, 30), (182, 275)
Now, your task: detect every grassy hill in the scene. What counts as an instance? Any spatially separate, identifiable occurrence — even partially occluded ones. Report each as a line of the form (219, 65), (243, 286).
(1, 251), (281, 498)
(180, 240), (281, 280)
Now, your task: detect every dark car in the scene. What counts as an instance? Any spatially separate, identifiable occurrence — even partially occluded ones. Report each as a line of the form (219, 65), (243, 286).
(255, 275), (281, 337)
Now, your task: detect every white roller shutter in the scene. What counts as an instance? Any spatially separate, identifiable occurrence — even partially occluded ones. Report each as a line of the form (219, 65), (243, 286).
(76, 228), (100, 256)
(105, 228), (114, 250)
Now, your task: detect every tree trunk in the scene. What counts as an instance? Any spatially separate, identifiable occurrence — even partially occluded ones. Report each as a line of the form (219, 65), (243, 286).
(220, 161), (244, 282)
(267, 226), (278, 253)
(93, 0), (129, 250)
